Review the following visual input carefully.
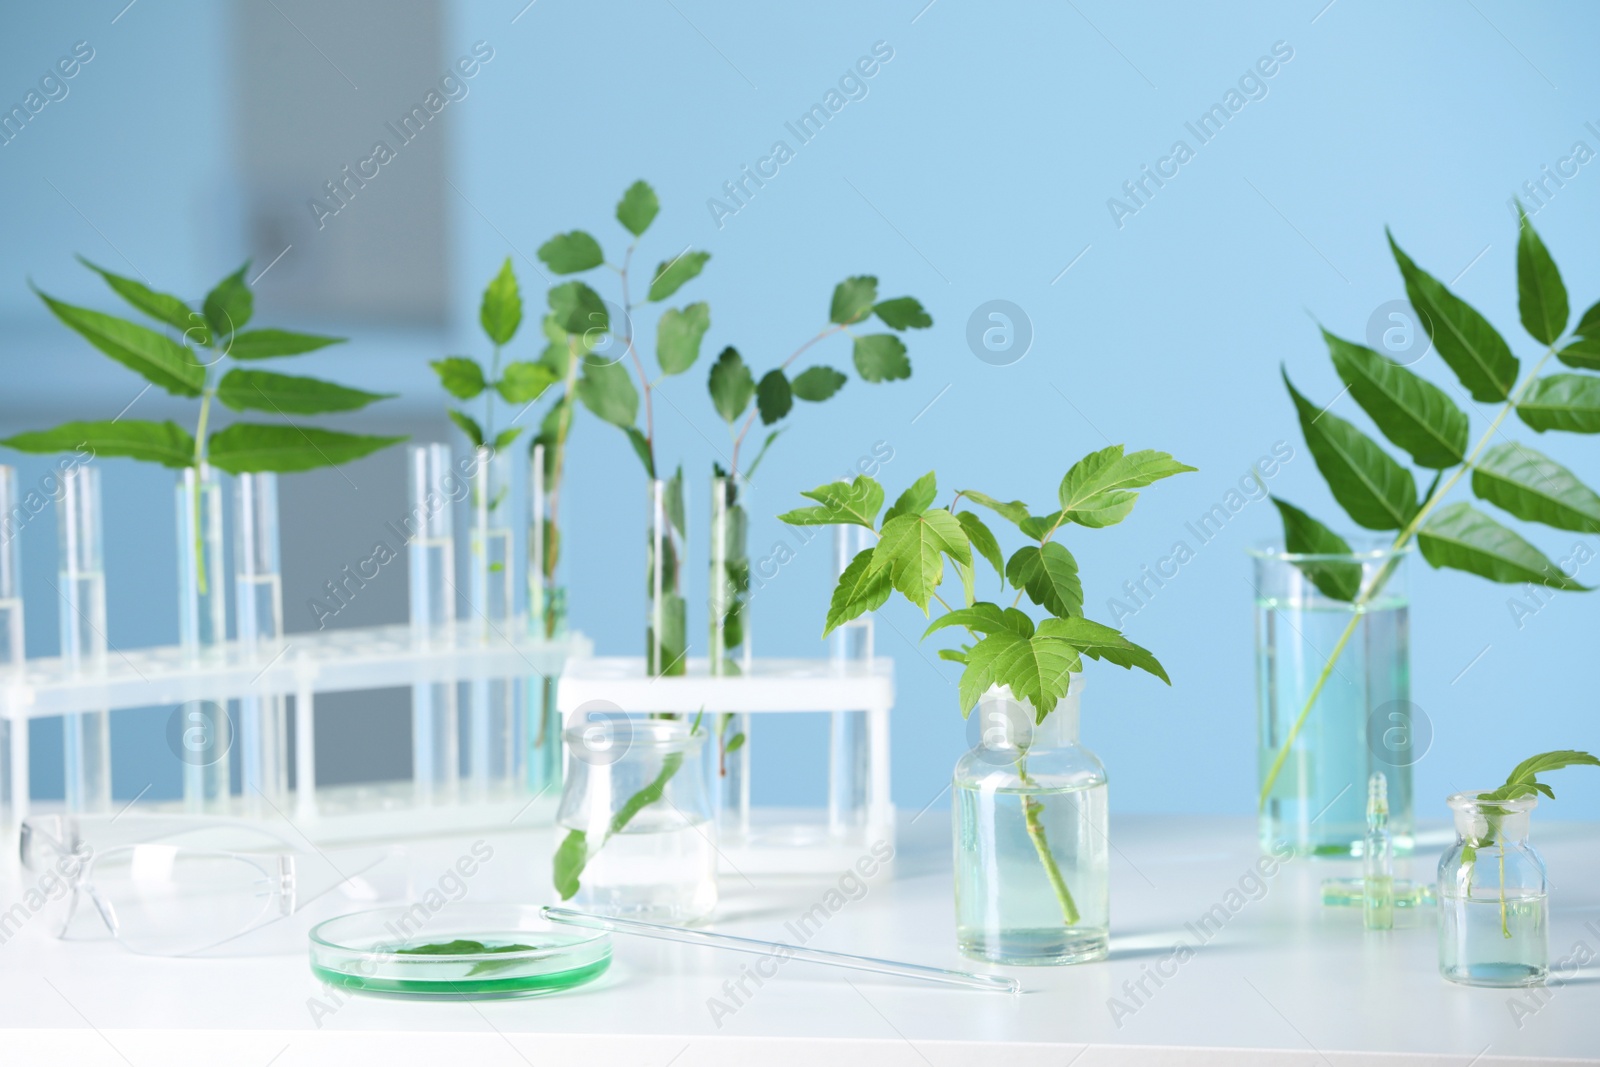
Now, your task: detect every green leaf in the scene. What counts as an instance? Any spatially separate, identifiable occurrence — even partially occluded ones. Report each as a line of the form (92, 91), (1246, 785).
(34, 287), (204, 397)
(1270, 497), (1361, 602)
(791, 365), (847, 401)
(616, 180), (659, 237)
(756, 369), (792, 425)
(202, 265), (252, 339)
(1036, 616), (1169, 684)
(1388, 231), (1518, 402)
(868, 509), (970, 612)
(480, 258), (522, 345)
(724, 732), (746, 755)
(536, 232), (603, 275)
(647, 593), (687, 674)
(448, 410), (484, 448)
(77, 257), (200, 339)
(938, 648), (969, 665)
(744, 429), (782, 480)
(647, 251), (710, 302)
(853, 334), (910, 382)
(656, 302), (710, 376)
(548, 281), (609, 336)
(206, 423), (404, 474)
(1578, 299), (1600, 338)
(1482, 750), (1600, 803)
(963, 632), (1081, 719)
(923, 602), (1033, 639)
(873, 296), (932, 330)
(830, 276), (878, 325)
(959, 490), (1029, 528)
(224, 328), (344, 360)
(1285, 368), (1418, 530)
(552, 829), (587, 900)
(1057, 445), (1196, 528)
(497, 361), (559, 405)
(1, 419), (194, 468)
(1417, 502), (1587, 589)
(1556, 335), (1600, 371)
(1323, 328), (1468, 469)
(1471, 442), (1600, 533)
(1515, 204), (1568, 345)
(824, 547), (892, 635)
(884, 471), (937, 523)
(1005, 542), (1083, 617)
(431, 357), (486, 400)
(492, 427), (523, 451)
(779, 475), (884, 528)
(1516, 374), (1600, 433)
(624, 427), (654, 477)
(576, 359), (638, 428)
(217, 368), (392, 414)
(708, 346), (755, 423)
(1018, 512), (1064, 540)
(664, 466), (685, 535)
(955, 511), (1004, 587)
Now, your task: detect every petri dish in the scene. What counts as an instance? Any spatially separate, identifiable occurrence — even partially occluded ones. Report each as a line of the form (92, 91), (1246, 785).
(309, 904), (611, 999)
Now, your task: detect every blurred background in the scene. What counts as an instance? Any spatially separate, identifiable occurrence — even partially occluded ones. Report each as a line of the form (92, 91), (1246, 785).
(1, 0), (1596, 818)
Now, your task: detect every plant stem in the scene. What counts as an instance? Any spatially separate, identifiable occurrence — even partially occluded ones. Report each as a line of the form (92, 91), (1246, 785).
(1257, 348), (1556, 811)
(616, 244), (656, 473)
(1498, 842), (1510, 938)
(727, 323), (844, 481)
(1017, 753), (1079, 926)
(190, 383), (215, 597)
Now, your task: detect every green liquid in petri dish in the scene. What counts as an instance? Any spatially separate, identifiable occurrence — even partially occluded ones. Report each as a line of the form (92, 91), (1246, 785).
(313, 938), (611, 998)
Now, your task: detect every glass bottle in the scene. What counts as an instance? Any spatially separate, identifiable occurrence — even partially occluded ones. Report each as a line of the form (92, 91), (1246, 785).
(556, 716), (717, 922)
(1438, 792), (1548, 987)
(708, 473), (750, 840)
(56, 463), (111, 813)
(527, 442), (565, 794)
(465, 445), (520, 797)
(408, 444), (458, 802)
(828, 523), (874, 838)
(235, 472), (288, 809)
(646, 475), (687, 678)
(0, 465), (23, 831)
(176, 464), (229, 811)
(954, 681), (1108, 965)
(1252, 544), (1414, 858)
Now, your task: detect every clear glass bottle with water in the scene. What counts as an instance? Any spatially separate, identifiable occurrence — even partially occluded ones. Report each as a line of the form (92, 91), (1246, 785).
(954, 680), (1109, 965)
(557, 716), (717, 923)
(1438, 792), (1548, 987)
(1252, 544), (1414, 857)
(57, 463), (111, 813)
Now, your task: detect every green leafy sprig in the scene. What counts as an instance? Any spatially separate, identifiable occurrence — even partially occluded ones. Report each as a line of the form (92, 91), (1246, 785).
(1261, 210), (1600, 810)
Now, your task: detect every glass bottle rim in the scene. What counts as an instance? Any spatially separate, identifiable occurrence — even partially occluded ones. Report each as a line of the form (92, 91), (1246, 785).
(561, 715), (706, 753)
(1246, 540), (1415, 565)
(1447, 791), (1539, 815)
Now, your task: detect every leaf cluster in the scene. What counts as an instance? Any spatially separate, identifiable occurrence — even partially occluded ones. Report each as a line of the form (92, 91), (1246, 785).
(779, 446), (1194, 719)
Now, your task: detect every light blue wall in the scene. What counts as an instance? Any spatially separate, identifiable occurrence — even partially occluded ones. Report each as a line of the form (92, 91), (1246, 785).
(2, 1), (1596, 819)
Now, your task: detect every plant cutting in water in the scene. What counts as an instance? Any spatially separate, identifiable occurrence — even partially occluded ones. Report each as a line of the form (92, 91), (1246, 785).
(1460, 750), (1597, 937)
(779, 451), (1192, 926)
(1261, 211), (1600, 810)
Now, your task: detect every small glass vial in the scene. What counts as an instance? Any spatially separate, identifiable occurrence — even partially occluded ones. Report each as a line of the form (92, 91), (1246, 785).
(557, 716), (717, 923)
(1438, 792), (1548, 987)
(954, 680), (1108, 965)
(1363, 772), (1394, 930)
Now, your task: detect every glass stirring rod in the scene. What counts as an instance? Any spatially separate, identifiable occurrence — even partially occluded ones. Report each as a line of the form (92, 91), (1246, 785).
(541, 906), (1021, 994)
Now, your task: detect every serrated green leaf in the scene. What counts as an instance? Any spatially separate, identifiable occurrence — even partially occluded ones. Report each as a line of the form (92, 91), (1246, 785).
(853, 334), (910, 382)
(708, 346), (754, 423)
(1471, 442), (1600, 533)
(35, 287), (204, 397)
(1036, 616), (1169, 684)
(1271, 497), (1361, 602)
(791, 365), (847, 401)
(492, 426), (523, 451)
(536, 232), (603, 275)
(1324, 328), (1468, 469)
(756, 369), (792, 425)
(616, 180), (659, 237)
(480, 258), (522, 345)
(830, 276), (878, 325)
(1005, 542), (1082, 617)
(225, 328), (344, 360)
(1516, 204), (1568, 346)
(217, 368), (392, 414)
(656, 302), (709, 376)
(1556, 335), (1600, 371)
(873, 296), (932, 330)
(1517, 374), (1600, 433)
(1057, 444), (1196, 527)
(1, 420), (194, 468)
(1578, 299), (1600, 338)
(648, 251), (710, 302)
(884, 471), (937, 523)
(938, 648), (969, 664)
(548, 281), (609, 336)
(576, 358), (638, 428)
(780, 476), (884, 529)
(497, 361), (559, 404)
(1481, 750), (1600, 803)
(206, 423), (403, 474)
(432, 357), (486, 400)
(1018, 512), (1064, 540)
(923, 602), (1032, 639)
(77, 256), (201, 339)
(202, 265), (252, 339)
(955, 511), (1004, 587)
(1388, 231), (1518, 402)
(1417, 502), (1587, 589)
(964, 632), (1081, 720)
(959, 490), (1029, 527)
(1285, 368), (1418, 531)
(868, 509), (970, 612)
(824, 547), (892, 635)
(448, 410), (484, 447)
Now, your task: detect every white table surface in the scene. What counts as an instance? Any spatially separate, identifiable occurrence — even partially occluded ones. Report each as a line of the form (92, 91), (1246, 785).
(2, 812), (1598, 1066)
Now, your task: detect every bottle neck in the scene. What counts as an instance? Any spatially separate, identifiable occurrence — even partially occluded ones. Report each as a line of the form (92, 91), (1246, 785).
(1451, 798), (1533, 845)
(977, 684), (1080, 751)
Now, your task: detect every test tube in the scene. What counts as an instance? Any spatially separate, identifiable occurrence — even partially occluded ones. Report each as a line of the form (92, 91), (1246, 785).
(176, 463), (229, 811)
(465, 445), (520, 797)
(57, 463), (111, 813)
(0, 466), (24, 832)
(527, 443), (563, 793)
(828, 523), (873, 836)
(408, 444), (458, 802)
(235, 473), (288, 808)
